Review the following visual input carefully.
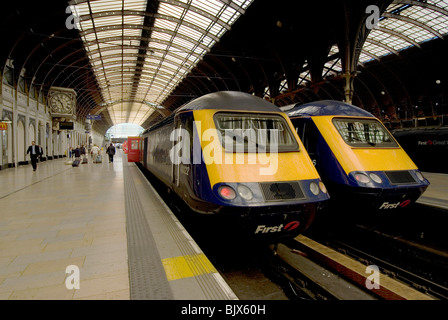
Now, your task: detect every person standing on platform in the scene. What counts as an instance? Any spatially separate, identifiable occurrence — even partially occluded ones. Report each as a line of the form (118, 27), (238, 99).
(26, 141), (41, 171)
(106, 143), (116, 163)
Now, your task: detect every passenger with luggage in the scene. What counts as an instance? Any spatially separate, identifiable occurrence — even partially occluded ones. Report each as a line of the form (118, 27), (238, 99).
(79, 145), (86, 163)
(73, 146), (81, 159)
(91, 144), (102, 163)
(72, 146), (81, 167)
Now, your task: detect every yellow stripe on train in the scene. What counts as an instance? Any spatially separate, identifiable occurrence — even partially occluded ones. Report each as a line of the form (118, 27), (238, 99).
(312, 116), (418, 174)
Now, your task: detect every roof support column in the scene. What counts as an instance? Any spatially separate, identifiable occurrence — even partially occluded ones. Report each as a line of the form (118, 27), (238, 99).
(343, 69), (355, 104)
(338, 0), (393, 104)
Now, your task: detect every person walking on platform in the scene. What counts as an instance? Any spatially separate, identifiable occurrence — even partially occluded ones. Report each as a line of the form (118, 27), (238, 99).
(106, 143), (116, 163)
(26, 141), (41, 171)
(91, 144), (100, 158)
(91, 144), (101, 163)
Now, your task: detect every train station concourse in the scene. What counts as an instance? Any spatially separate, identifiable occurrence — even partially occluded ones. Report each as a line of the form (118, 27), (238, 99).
(0, 0), (448, 304)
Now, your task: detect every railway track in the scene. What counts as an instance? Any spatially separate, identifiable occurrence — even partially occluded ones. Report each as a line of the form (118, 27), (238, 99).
(267, 242), (378, 300)
(275, 216), (448, 300)
(272, 200), (448, 300)
(326, 236), (448, 299)
(270, 233), (444, 300)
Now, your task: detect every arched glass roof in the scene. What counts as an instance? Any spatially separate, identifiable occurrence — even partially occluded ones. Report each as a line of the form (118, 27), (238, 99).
(360, 0), (448, 64)
(293, 0), (448, 89)
(105, 123), (144, 138)
(70, 0), (254, 126)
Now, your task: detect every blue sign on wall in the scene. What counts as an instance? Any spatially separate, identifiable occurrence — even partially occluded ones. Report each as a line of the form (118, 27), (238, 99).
(87, 114), (102, 120)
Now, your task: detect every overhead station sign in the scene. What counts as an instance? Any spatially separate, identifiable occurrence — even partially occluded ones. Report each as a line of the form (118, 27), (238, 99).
(86, 114), (101, 120)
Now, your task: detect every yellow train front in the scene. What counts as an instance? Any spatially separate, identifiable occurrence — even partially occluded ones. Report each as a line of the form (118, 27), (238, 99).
(141, 91), (329, 241)
(286, 100), (429, 213)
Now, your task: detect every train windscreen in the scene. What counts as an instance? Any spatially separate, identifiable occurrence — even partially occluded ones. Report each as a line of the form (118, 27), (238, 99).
(214, 112), (299, 152)
(332, 118), (398, 148)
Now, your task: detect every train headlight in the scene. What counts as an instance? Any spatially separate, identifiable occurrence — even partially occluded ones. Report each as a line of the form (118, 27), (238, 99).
(354, 173), (370, 184)
(319, 181), (327, 194)
(369, 173), (382, 184)
(310, 182), (320, 195)
(416, 171), (425, 182)
(237, 185), (253, 201)
(218, 185), (236, 200)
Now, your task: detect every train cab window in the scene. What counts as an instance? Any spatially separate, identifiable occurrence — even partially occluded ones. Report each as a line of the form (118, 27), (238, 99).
(333, 118), (398, 148)
(214, 113), (299, 152)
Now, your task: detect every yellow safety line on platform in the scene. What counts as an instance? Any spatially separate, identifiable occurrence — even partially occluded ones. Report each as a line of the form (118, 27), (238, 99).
(162, 253), (217, 281)
(295, 235), (435, 300)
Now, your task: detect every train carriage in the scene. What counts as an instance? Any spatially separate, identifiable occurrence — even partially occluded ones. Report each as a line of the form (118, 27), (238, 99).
(140, 91), (330, 241)
(285, 100), (429, 213)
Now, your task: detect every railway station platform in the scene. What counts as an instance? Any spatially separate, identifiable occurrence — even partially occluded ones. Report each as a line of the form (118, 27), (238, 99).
(0, 150), (237, 300)
(417, 172), (448, 210)
(0, 151), (446, 301)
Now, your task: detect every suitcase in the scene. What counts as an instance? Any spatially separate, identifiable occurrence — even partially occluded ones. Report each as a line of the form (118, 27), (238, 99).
(72, 159), (80, 167)
(94, 154), (102, 163)
(82, 157), (88, 164)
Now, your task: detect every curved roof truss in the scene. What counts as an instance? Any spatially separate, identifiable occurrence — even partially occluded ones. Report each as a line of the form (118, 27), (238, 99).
(70, 0), (254, 125)
(360, 0), (448, 64)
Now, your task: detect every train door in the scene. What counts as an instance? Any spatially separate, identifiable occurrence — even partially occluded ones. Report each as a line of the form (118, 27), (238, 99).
(127, 137), (141, 162)
(181, 116), (194, 191)
(293, 118), (320, 168)
(172, 117), (182, 187)
(172, 115), (193, 194)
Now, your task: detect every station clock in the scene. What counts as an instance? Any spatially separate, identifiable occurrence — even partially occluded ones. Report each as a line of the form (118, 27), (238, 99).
(48, 87), (77, 118)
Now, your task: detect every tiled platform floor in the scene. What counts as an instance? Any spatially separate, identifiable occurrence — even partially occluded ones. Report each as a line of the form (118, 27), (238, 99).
(417, 172), (448, 209)
(0, 152), (129, 299)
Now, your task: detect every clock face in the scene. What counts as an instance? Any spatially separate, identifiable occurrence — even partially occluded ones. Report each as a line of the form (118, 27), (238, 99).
(50, 92), (74, 114)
